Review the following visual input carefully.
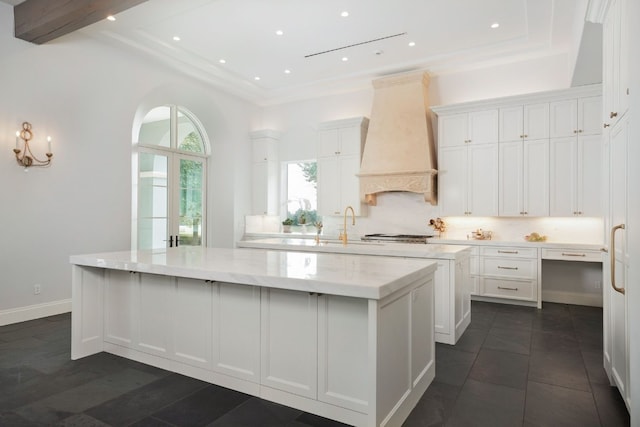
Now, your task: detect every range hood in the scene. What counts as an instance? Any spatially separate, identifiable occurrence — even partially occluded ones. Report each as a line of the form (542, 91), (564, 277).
(358, 72), (437, 205)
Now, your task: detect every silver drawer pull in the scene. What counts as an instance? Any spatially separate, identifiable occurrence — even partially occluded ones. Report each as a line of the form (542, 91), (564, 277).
(498, 266), (518, 270)
(561, 252), (586, 257)
(498, 250), (518, 254)
(498, 286), (519, 291)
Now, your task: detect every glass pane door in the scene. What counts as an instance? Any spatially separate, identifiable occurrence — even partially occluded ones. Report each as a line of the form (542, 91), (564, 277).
(138, 152), (169, 249)
(177, 156), (205, 246)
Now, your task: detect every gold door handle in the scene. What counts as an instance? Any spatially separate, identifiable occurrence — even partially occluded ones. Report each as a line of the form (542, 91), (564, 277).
(610, 223), (626, 295)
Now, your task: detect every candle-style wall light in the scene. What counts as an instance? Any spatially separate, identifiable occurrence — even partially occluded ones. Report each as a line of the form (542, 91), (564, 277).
(13, 122), (53, 171)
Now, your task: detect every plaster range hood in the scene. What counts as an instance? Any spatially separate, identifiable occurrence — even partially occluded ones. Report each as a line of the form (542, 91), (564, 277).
(358, 72), (437, 205)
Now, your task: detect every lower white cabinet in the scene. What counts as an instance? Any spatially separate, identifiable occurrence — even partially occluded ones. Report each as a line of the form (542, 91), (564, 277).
(480, 246), (538, 302)
(173, 277), (213, 369)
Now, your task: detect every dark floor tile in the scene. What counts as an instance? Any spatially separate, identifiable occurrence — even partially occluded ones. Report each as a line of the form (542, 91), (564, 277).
(295, 412), (352, 427)
(434, 345), (477, 386)
(86, 373), (208, 426)
(468, 348), (529, 390)
(152, 384), (251, 427)
(207, 398), (303, 427)
(524, 381), (600, 427)
(531, 329), (581, 353)
(452, 327), (487, 353)
(129, 416), (176, 427)
(55, 413), (112, 426)
(402, 381), (460, 427)
(467, 311), (495, 331)
(532, 312), (575, 336)
(492, 311), (533, 331)
(470, 301), (498, 314)
(529, 348), (591, 392)
(0, 411), (39, 426)
(446, 379), (525, 427)
(15, 368), (160, 425)
(538, 302), (572, 315)
(582, 350), (611, 385)
(591, 383), (630, 427)
(483, 327), (531, 355)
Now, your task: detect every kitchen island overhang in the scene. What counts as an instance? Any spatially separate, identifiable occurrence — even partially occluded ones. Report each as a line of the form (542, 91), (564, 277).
(70, 247), (438, 427)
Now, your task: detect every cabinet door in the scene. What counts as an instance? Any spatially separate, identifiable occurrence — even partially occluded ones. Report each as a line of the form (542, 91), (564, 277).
(317, 156), (341, 216)
(173, 277), (212, 369)
(439, 146), (468, 215)
(261, 288), (317, 398)
(524, 103), (550, 140)
(579, 96), (603, 136)
(338, 155), (363, 215)
(439, 114), (468, 147)
(317, 295), (369, 413)
(252, 162), (269, 215)
(104, 270), (135, 347)
(468, 144), (499, 216)
(499, 106), (523, 142)
(136, 273), (173, 357)
(213, 282), (260, 382)
(550, 100), (578, 138)
(338, 126), (361, 156)
(433, 261), (450, 336)
(523, 139), (549, 216)
(318, 129), (340, 157)
(549, 137), (578, 216)
(469, 110), (499, 144)
(577, 135), (603, 216)
(499, 141), (523, 216)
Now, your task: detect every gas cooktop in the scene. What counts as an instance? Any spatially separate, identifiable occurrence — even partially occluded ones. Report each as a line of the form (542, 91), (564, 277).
(360, 234), (435, 244)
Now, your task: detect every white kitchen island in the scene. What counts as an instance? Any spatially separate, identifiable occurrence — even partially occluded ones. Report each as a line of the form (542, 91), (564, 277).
(238, 238), (472, 345)
(70, 247), (437, 427)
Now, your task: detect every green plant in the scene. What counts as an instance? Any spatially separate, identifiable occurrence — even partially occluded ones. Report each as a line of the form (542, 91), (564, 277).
(282, 218), (293, 226)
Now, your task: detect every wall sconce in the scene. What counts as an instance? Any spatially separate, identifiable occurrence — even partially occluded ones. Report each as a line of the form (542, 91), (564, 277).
(13, 122), (53, 171)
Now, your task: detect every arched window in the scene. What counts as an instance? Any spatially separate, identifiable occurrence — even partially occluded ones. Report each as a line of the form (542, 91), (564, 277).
(135, 105), (209, 250)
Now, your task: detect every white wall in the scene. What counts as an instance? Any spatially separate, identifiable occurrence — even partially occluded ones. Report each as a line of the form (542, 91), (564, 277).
(0, 4), (255, 322)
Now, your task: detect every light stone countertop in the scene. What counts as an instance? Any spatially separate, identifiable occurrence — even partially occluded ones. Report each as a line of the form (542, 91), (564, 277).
(70, 246), (437, 300)
(434, 238), (605, 251)
(237, 237), (472, 260)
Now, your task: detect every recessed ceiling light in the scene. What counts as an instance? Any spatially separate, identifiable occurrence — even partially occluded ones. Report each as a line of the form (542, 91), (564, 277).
(275, 30), (284, 36)
(254, 76), (261, 81)
(341, 11), (349, 17)
(491, 22), (500, 29)
(106, 15), (116, 22)
(173, 36), (181, 41)
(284, 69), (291, 74)
(408, 41), (416, 47)
(342, 57), (349, 62)
(219, 59), (226, 64)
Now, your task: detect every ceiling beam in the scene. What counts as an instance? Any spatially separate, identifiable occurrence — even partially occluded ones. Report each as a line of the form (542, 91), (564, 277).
(14, 0), (148, 44)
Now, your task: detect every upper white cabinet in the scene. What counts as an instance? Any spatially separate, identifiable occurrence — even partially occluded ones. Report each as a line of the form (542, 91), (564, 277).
(317, 117), (368, 216)
(549, 96), (603, 217)
(603, 0), (630, 129)
(439, 143), (499, 216)
(550, 97), (602, 138)
(439, 110), (498, 147)
(250, 130), (280, 215)
(499, 103), (549, 142)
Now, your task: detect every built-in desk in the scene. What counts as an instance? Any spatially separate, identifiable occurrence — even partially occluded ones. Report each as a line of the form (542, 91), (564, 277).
(438, 239), (604, 308)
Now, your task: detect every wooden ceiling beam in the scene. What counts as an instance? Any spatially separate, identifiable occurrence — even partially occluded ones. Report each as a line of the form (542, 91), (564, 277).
(14, 0), (148, 44)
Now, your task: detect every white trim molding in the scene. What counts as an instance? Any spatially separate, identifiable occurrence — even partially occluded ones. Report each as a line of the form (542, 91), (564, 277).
(586, 0), (612, 23)
(0, 299), (71, 326)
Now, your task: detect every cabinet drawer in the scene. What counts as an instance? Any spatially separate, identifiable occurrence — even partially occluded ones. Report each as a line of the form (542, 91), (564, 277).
(482, 257), (537, 280)
(481, 246), (537, 258)
(481, 278), (537, 301)
(541, 248), (603, 263)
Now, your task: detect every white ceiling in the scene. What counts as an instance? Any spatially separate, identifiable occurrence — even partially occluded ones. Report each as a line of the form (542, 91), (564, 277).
(4, 0), (596, 105)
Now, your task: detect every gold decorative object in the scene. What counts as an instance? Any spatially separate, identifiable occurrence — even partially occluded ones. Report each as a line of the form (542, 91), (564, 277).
(471, 229), (492, 240)
(338, 206), (355, 245)
(13, 122), (53, 171)
(429, 218), (447, 236)
(525, 232), (547, 242)
(314, 221), (323, 243)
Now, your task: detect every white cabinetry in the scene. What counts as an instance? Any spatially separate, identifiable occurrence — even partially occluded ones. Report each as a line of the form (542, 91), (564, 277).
(499, 103), (549, 143)
(439, 110), (498, 147)
(317, 117), (368, 216)
(173, 277), (213, 369)
(250, 130), (280, 215)
(549, 96), (603, 217)
(439, 143), (499, 216)
(480, 246), (538, 302)
(603, 0), (630, 129)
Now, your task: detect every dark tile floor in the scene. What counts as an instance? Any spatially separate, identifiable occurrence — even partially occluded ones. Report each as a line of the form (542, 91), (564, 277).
(0, 301), (630, 426)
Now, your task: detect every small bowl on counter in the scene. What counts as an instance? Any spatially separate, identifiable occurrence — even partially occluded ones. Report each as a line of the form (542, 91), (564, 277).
(524, 232), (547, 242)
(470, 229), (492, 240)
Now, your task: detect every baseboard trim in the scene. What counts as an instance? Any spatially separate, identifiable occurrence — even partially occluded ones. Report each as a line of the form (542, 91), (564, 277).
(0, 299), (72, 326)
(542, 290), (603, 307)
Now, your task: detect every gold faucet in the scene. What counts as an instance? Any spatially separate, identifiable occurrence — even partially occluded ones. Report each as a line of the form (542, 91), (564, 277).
(338, 206), (356, 245)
